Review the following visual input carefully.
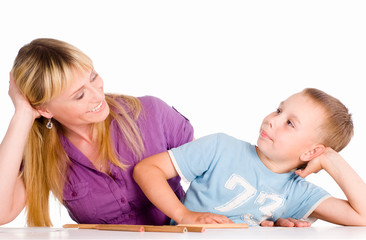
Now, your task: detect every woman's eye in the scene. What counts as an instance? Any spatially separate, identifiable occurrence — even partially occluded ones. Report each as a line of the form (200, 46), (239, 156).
(287, 120), (294, 128)
(91, 72), (98, 82)
(76, 92), (84, 100)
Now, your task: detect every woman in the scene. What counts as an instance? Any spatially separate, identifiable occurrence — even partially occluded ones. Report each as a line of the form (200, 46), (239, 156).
(0, 38), (193, 226)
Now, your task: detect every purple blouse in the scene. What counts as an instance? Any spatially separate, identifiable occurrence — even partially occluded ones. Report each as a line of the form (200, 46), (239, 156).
(61, 96), (194, 225)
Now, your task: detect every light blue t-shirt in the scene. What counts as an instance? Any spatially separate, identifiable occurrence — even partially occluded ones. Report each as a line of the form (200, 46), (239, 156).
(169, 133), (330, 226)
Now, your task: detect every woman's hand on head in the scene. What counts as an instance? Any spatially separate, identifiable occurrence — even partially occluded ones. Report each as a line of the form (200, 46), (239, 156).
(9, 72), (40, 120)
(179, 211), (234, 224)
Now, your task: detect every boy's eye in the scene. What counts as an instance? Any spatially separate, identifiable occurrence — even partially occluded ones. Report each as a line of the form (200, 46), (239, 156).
(276, 108), (281, 114)
(287, 120), (294, 128)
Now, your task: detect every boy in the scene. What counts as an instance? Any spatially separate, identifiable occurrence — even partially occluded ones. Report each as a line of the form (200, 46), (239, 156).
(133, 88), (366, 226)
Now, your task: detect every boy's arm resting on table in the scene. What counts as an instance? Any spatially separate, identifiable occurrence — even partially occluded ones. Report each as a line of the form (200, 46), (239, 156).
(133, 151), (232, 224)
(297, 148), (366, 226)
(133, 152), (186, 223)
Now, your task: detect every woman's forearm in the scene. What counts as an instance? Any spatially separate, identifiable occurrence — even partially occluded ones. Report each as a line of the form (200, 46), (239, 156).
(0, 111), (33, 221)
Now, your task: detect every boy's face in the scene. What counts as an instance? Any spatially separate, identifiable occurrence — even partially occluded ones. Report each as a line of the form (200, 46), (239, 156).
(257, 92), (326, 167)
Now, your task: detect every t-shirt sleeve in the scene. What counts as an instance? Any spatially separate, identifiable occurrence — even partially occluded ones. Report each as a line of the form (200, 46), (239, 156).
(282, 178), (331, 221)
(169, 133), (222, 182)
(150, 96), (194, 149)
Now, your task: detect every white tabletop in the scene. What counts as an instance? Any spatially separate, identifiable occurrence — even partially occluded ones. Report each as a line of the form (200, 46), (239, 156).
(1, 226), (366, 240)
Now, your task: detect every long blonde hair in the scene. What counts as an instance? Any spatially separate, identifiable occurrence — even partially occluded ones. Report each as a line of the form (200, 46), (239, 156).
(12, 38), (144, 226)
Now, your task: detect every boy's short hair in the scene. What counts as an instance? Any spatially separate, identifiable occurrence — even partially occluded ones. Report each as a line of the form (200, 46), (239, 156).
(303, 88), (354, 152)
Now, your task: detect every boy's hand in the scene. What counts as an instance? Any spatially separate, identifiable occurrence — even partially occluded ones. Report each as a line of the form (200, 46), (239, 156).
(295, 147), (338, 178)
(179, 210), (234, 224)
(261, 218), (311, 227)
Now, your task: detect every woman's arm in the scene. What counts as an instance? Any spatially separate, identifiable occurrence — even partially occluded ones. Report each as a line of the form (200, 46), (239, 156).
(133, 151), (232, 224)
(0, 110), (32, 224)
(0, 73), (38, 225)
(297, 148), (366, 226)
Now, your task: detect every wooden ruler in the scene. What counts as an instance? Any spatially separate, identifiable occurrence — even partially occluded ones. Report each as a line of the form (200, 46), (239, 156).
(178, 223), (248, 229)
(63, 223), (248, 233)
(63, 224), (202, 233)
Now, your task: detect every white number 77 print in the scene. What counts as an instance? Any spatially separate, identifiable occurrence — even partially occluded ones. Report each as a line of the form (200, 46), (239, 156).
(215, 174), (284, 219)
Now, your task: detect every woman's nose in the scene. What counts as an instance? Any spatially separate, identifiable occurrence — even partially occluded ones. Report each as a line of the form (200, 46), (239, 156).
(90, 84), (104, 100)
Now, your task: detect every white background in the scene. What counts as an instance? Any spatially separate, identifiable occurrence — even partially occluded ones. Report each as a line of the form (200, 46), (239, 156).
(1, 0), (365, 227)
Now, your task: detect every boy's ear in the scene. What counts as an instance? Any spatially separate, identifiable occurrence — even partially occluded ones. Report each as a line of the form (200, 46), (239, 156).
(36, 106), (54, 119)
(300, 144), (325, 162)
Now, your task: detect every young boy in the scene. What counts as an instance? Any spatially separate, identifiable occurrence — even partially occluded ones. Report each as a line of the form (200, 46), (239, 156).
(133, 88), (366, 226)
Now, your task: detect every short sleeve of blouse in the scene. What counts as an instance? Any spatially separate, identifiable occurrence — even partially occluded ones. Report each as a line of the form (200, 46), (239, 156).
(139, 96), (194, 150)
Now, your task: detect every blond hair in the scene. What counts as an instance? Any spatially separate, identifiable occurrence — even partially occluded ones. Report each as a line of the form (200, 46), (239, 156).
(302, 88), (353, 152)
(12, 38), (144, 226)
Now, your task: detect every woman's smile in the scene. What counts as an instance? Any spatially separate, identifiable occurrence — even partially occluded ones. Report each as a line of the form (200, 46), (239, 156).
(88, 100), (105, 113)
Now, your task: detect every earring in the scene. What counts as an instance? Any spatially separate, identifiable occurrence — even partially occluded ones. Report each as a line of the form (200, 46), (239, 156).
(46, 118), (53, 129)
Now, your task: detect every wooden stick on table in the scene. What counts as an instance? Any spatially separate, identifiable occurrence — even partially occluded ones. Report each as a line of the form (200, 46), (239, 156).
(63, 224), (203, 233)
(178, 223), (249, 229)
(143, 225), (187, 233)
(183, 226), (206, 233)
(94, 225), (191, 233)
(63, 223), (244, 232)
(63, 224), (144, 232)
(96, 224), (145, 232)
(63, 224), (97, 229)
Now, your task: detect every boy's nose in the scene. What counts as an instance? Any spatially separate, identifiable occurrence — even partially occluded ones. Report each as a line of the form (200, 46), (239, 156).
(269, 120), (273, 128)
(268, 115), (278, 128)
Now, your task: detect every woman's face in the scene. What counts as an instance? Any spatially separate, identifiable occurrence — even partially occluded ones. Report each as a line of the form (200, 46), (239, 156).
(41, 68), (110, 132)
